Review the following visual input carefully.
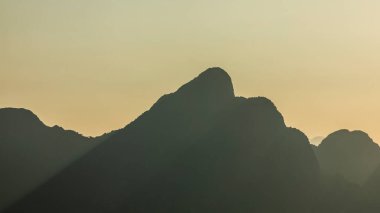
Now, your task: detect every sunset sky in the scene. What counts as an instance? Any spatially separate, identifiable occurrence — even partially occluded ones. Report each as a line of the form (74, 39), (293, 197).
(1, 0), (380, 142)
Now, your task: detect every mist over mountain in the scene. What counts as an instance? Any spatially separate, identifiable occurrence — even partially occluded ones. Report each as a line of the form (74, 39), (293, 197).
(316, 129), (380, 185)
(0, 108), (105, 211)
(5, 68), (319, 212)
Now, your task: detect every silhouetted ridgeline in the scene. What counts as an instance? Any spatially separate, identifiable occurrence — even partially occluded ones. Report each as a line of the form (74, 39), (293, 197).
(4, 68), (318, 212)
(0, 108), (110, 211)
(316, 130), (380, 185)
(3, 68), (380, 213)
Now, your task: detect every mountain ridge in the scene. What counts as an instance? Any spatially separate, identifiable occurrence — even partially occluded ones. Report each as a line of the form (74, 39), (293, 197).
(6, 68), (380, 212)
(0, 108), (108, 211)
(5, 67), (319, 213)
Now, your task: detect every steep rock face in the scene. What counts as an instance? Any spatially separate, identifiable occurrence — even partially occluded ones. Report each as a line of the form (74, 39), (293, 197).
(316, 129), (380, 185)
(6, 68), (319, 213)
(0, 108), (101, 211)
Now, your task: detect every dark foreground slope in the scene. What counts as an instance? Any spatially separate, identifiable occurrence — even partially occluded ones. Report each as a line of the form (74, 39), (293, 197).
(0, 108), (102, 211)
(6, 68), (319, 213)
(316, 130), (380, 185)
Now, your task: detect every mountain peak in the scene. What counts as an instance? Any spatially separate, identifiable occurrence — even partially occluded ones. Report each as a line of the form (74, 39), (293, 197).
(319, 129), (376, 147)
(0, 108), (44, 127)
(316, 129), (380, 184)
(197, 67), (231, 80)
(148, 67), (235, 120)
(175, 67), (234, 101)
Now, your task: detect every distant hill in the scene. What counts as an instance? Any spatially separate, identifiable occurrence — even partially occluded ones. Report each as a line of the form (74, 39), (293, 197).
(316, 129), (380, 185)
(0, 108), (106, 211)
(6, 68), (319, 213)
(310, 136), (325, 145)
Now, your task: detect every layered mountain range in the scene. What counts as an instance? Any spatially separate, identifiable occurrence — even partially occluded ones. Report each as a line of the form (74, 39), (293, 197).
(0, 108), (110, 211)
(1, 68), (380, 212)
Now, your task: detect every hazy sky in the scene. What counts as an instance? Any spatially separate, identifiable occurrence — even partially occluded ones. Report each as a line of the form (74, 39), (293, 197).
(1, 0), (380, 142)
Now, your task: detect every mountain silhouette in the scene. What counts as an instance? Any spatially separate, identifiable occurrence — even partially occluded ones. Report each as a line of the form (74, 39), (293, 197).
(316, 129), (380, 185)
(5, 68), (319, 213)
(0, 108), (104, 211)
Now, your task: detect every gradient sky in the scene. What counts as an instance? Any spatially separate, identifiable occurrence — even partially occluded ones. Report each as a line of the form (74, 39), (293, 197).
(1, 0), (380, 143)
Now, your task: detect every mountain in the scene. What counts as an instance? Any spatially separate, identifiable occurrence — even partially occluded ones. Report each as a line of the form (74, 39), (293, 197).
(316, 129), (380, 185)
(5, 68), (319, 213)
(354, 165), (380, 212)
(0, 108), (103, 211)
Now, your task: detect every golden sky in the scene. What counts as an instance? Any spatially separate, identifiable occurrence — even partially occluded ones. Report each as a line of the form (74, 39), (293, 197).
(1, 0), (380, 142)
